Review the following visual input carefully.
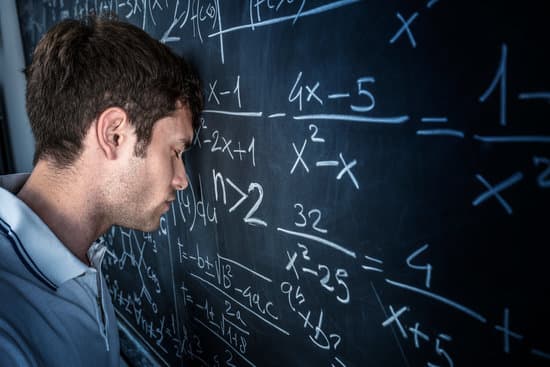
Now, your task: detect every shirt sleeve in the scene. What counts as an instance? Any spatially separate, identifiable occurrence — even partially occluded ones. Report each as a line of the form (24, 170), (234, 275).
(0, 319), (37, 367)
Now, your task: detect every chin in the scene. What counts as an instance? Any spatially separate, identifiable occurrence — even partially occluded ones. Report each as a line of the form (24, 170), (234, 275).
(126, 216), (161, 233)
(140, 220), (161, 233)
(119, 207), (164, 232)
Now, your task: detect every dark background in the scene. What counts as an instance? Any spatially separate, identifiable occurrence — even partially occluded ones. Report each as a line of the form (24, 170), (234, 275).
(0, 88), (14, 174)
(17, 1), (550, 366)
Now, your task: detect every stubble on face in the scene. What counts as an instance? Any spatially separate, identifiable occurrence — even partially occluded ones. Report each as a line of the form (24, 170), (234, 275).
(108, 152), (165, 232)
(105, 106), (191, 233)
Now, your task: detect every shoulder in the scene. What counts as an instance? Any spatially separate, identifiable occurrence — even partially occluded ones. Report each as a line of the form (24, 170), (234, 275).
(0, 230), (41, 289)
(0, 237), (41, 367)
(0, 318), (37, 367)
(0, 252), (81, 366)
(0, 238), (55, 332)
(0, 233), (57, 351)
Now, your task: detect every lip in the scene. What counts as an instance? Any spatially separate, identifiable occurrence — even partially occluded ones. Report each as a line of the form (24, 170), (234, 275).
(163, 200), (173, 212)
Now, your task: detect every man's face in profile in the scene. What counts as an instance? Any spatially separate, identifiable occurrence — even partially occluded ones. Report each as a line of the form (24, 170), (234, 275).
(113, 106), (193, 232)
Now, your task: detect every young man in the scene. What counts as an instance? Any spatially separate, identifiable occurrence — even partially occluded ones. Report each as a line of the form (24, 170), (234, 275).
(0, 15), (203, 366)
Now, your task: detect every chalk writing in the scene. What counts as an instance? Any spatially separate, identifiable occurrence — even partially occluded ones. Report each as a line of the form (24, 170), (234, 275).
(30, 1), (544, 366)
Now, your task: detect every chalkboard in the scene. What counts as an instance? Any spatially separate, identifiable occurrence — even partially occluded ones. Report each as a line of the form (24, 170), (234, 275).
(16, 1), (550, 366)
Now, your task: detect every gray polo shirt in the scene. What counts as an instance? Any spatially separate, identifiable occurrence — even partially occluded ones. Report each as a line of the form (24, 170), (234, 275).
(0, 173), (120, 366)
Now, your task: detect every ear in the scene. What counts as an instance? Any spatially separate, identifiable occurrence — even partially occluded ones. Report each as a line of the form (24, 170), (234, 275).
(95, 107), (132, 160)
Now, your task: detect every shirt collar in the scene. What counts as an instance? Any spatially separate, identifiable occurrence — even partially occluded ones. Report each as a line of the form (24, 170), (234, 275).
(88, 237), (108, 272)
(0, 173), (91, 289)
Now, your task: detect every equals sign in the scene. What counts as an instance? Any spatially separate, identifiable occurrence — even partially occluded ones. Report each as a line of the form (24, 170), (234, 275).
(418, 117), (465, 138)
(362, 255), (384, 272)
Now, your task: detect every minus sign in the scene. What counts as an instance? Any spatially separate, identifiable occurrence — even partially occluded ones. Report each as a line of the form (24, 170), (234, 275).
(220, 91), (231, 95)
(416, 129), (464, 138)
(268, 113), (286, 118)
(421, 117), (448, 123)
(328, 93), (350, 99)
(316, 161), (339, 167)
(203, 140), (212, 143)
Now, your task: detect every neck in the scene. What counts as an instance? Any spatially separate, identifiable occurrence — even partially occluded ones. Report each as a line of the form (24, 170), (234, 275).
(17, 160), (110, 265)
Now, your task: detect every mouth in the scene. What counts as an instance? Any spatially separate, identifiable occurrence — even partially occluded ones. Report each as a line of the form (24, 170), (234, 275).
(163, 199), (175, 212)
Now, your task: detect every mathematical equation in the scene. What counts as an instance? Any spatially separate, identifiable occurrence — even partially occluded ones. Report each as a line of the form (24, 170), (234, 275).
(23, 0), (548, 366)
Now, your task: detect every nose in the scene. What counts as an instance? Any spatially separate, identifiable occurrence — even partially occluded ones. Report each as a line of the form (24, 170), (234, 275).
(173, 160), (189, 191)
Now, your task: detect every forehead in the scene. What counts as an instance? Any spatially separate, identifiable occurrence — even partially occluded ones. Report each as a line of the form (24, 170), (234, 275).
(151, 106), (193, 144)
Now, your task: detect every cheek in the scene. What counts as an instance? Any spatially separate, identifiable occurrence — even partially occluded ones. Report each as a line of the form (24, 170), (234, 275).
(148, 156), (175, 188)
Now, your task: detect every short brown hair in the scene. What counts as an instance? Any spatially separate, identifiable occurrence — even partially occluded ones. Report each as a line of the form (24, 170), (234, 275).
(25, 15), (203, 167)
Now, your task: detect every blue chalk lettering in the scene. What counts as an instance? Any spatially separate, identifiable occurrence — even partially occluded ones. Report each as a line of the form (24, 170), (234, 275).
(389, 12), (419, 48)
(209, 0), (361, 37)
(472, 172), (523, 215)
(494, 308), (524, 354)
(532, 349), (550, 360)
(533, 156), (550, 188)
(406, 243), (432, 288)
(421, 117), (448, 123)
(479, 43), (508, 126)
(385, 278), (487, 323)
(518, 92), (550, 101)
(474, 135), (550, 143)
(293, 114), (409, 124)
(382, 305), (410, 339)
(416, 129), (464, 138)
